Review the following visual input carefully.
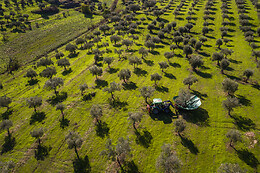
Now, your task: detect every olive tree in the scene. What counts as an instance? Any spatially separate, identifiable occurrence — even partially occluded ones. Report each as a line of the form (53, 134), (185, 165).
(0, 120), (13, 137)
(30, 128), (44, 146)
(100, 137), (131, 170)
(128, 57), (142, 69)
(103, 57), (114, 69)
(189, 56), (204, 71)
(37, 57), (53, 68)
(0, 95), (12, 111)
(65, 131), (83, 160)
(40, 67), (57, 79)
(164, 52), (174, 62)
(183, 45), (193, 58)
(220, 59), (230, 74)
(127, 112), (143, 131)
(57, 58), (70, 71)
(139, 86), (155, 104)
(89, 65), (103, 80)
(122, 39), (133, 50)
(0, 160), (15, 173)
(26, 96), (42, 113)
(151, 73), (162, 86)
(118, 69), (131, 83)
(183, 75), (198, 89)
(175, 89), (192, 107)
(222, 78), (238, 96)
(243, 69), (253, 83)
(139, 47), (149, 59)
(226, 129), (242, 148)
(44, 77), (64, 96)
(65, 44), (77, 54)
(103, 82), (121, 101)
(158, 62), (169, 72)
(174, 119), (186, 136)
(79, 83), (88, 96)
(90, 104), (103, 124)
(218, 163), (247, 173)
(24, 69), (38, 80)
(216, 39), (223, 49)
(156, 144), (181, 173)
(222, 97), (239, 116)
(110, 35), (121, 45)
(212, 52), (224, 66)
(56, 103), (66, 120)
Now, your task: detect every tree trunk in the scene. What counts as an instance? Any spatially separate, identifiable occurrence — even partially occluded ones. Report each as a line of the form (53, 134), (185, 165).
(61, 110), (64, 120)
(133, 121), (137, 131)
(34, 106), (37, 113)
(116, 156), (123, 170)
(74, 145), (80, 160)
(145, 97), (148, 104)
(38, 138), (41, 146)
(54, 88), (58, 96)
(188, 84), (191, 90)
(217, 60), (220, 66)
(111, 92), (115, 101)
(7, 128), (10, 137)
(221, 69), (224, 74)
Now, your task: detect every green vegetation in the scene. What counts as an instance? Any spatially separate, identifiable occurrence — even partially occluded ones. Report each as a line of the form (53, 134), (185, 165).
(0, 0), (260, 172)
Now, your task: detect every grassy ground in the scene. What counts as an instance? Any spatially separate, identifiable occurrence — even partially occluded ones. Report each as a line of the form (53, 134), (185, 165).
(0, 0), (260, 172)
(0, 0), (115, 73)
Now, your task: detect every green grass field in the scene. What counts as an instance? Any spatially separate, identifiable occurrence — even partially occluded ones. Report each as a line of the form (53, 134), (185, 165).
(0, 0), (260, 172)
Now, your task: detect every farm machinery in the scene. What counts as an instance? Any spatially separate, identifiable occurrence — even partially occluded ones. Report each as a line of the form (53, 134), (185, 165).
(147, 95), (201, 114)
(147, 98), (174, 114)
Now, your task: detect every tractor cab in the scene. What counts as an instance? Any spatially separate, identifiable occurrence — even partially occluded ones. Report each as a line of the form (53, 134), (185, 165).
(147, 98), (173, 114)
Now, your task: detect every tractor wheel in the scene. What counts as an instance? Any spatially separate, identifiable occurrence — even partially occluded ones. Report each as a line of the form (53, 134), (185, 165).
(153, 108), (159, 114)
(165, 108), (170, 113)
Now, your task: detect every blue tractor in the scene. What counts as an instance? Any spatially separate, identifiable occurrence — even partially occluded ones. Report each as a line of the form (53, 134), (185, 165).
(147, 98), (174, 114)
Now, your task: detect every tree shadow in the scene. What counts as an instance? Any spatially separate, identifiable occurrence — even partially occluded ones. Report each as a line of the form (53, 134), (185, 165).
(196, 71), (212, 78)
(123, 82), (138, 90)
(251, 84), (260, 90)
(68, 52), (79, 58)
(26, 79), (39, 86)
(180, 108), (209, 126)
(35, 145), (51, 160)
(124, 160), (140, 173)
(229, 58), (242, 64)
(150, 50), (160, 55)
(134, 68), (147, 76)
(95, 121), (109, 138)
(231, 114), (255, 131)
(60, 118), (70, 129)
(82, 92), (96, 101)
(109, 98), (128, 109)
(203, 44), (212, 47)
(164, 72), (176, 79)
(169, 62), (181, 68)
(30, 111), (46, 124)
(180, 135), (199, 155)
(236, 95), (251, 106)
(62, 68), (72, 76)
(155, 85), (169, 93)
(191, 90), (208, 100)
(73, 155), (91, 173)
(1, 135), (15, 154)
(108, 68), (119, 74)
(1, 109), (13, 120)
(236, 149), (259, 168)
(143, 59), (154, 66)
(224, 74), (241, 81)
(198, 52), (210, 57)
(95, 79), (108, 88)
(47, 92), (68, 106)
(149, 111), (176, 124)
(135, 129), (152, 148)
